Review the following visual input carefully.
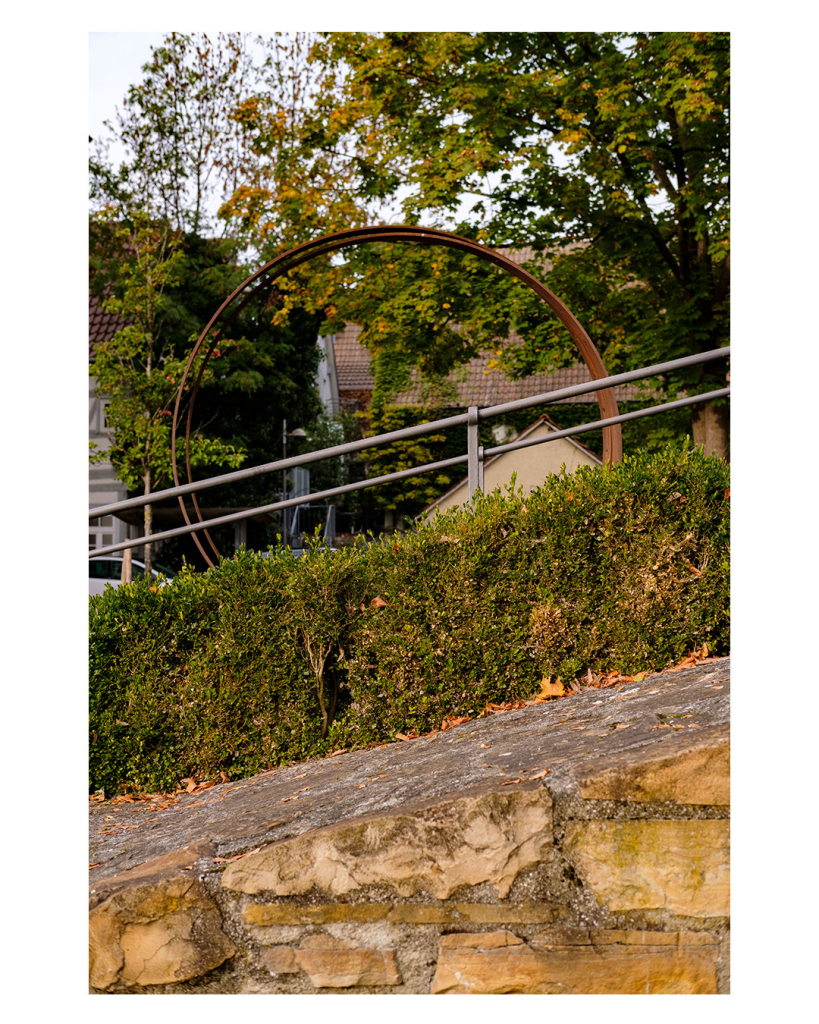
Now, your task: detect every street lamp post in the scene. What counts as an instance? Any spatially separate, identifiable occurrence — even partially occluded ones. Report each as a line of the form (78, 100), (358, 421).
(282, 420), (307, 548)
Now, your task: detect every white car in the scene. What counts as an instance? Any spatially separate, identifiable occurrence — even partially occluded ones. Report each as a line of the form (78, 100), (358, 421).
(89, 556), (173, 596)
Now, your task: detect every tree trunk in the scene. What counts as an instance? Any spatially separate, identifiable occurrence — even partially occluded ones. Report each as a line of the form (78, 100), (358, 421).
(691, 400), (730, 461)
(143, 469), (153, 575)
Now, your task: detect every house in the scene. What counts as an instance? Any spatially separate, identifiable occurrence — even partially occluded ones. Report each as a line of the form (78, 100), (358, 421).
(420, 413), (601, 517)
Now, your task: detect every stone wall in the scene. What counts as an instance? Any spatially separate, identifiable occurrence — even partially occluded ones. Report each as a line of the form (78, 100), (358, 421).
(89, 658), (730, 994)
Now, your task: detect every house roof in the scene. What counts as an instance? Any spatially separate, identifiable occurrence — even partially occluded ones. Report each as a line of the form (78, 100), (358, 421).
(392, 353), (646, 407)
(330, 323), (645, 408)
(89, 290), (132, 359)
(331, 322), (374, 392)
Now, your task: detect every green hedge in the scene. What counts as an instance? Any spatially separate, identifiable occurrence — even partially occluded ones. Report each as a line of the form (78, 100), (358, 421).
(90, 442), (730, 794)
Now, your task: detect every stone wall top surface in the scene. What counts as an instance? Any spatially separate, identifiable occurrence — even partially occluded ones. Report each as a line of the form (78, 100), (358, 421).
(90, 658), (729, 888)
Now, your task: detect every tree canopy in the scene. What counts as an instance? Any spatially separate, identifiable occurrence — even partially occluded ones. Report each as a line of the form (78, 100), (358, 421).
(221, 32), (728, 409)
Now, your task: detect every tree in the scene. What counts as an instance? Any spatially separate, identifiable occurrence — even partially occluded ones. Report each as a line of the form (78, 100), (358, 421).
(91, 33), (262, 238)
(90, 213), (246, 572)
(90, 32), (336, 564)
(234, 32), (730, 456)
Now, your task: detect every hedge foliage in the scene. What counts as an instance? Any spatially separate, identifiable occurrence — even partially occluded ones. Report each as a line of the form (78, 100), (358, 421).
(89, 442), (730, 794)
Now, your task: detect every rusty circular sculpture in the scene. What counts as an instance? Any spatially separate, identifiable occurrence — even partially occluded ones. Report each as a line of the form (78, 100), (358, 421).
(171, 225), (622, 567)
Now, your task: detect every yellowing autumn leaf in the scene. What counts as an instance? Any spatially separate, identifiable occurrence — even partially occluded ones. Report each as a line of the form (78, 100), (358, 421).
(534, 676), (567, 700)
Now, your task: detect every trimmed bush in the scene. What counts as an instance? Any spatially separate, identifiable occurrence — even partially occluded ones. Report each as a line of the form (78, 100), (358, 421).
(90, 442), (729, 794)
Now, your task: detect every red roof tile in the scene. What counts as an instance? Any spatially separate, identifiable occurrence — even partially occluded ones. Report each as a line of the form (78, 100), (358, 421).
(89, 290), (132, 359)
(330, 320), (645, 408)
(331, 322), (374, 392)
(393, 351), (646, 407)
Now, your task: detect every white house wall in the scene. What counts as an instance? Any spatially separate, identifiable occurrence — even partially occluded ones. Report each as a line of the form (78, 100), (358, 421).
(89, 375), (129, 551)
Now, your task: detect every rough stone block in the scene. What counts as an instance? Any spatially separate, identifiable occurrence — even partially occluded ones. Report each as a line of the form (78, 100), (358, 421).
(450, 903), (558, 924)
(430, 928), (719, 993)
(562, 819), (729, 917)
(222, 784), (552, 900)
(260, 946), (299, 974)
(294, 934), (401, 988)
(89, 875), (235, 990)
(245, 903), (390, 926)
(576, 727), (729, 805)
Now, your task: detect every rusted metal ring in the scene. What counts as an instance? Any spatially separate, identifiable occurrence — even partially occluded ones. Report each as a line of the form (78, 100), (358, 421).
(171, 225), (622, 567)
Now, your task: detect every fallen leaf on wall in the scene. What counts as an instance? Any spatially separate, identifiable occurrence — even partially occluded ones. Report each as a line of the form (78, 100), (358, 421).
(440, 715), (471, 731)
(212, 847), (261, 864)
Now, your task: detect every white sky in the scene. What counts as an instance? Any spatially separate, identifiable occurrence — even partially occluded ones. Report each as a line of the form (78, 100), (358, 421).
(89, 32), (167, 150)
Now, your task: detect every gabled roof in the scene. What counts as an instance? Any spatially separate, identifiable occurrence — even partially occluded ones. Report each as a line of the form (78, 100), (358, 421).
(420, 411), (602, 516)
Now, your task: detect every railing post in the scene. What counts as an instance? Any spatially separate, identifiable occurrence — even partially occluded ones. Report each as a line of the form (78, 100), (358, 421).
(467, 406), (483, 501)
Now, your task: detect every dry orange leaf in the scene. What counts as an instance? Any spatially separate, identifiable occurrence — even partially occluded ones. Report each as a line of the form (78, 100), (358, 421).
(533, 677), (567, 700)
(371, 596), (388, 608)
(440, 715), (470, 731)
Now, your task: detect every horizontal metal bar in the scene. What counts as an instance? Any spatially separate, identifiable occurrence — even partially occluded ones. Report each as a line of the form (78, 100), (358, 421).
(89, 386), (729, 559)
(478, 346), (729, 422)
(89, 346), (730, 521)
(89, 454), (470, 557)
(483, 388), (731, 460)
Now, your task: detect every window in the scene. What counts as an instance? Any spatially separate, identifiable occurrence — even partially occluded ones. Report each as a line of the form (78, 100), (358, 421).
(89, 515), (114, 551)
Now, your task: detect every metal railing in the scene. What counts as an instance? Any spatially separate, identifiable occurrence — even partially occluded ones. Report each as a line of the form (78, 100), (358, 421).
(89, 347), (730, 558)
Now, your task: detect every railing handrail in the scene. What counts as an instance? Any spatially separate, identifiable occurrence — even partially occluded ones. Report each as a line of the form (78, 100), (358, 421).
(89, 346), (730, 526)
(88, 383), (730, 559)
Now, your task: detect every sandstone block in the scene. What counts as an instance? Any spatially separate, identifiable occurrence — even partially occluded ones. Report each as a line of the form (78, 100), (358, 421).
(260, 946), (299, 974)
(89, 875), (235, 990)
(295, 934), (401, 988)
(576, 727), (729, 805)
(430, 928), (719, 994)
(222, 785), (552, 900)
(563, 819), (729, 917)
(245, 903), (390, 926)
